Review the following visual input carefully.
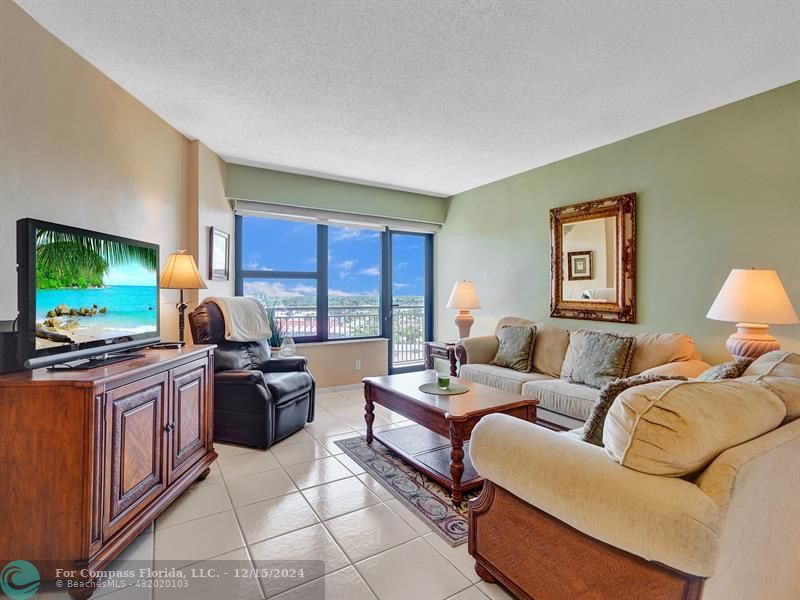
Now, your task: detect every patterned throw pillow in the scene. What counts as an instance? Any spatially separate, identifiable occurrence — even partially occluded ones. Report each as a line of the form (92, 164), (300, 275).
(568, 331), (636, 389)
(582, 374), (688, 446)
(491, 325), (537, 372)
(697, 358), (754, 381)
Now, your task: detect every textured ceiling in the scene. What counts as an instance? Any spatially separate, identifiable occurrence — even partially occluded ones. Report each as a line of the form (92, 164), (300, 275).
(15, 0), (800, 197)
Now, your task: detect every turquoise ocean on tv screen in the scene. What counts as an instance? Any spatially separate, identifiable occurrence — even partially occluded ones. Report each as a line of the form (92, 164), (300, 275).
(36, 285), (158, 333)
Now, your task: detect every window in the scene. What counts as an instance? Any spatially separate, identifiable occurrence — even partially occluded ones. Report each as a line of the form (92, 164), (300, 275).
(237, 214), (433, 360)
(241, 217), (317, 271)
(328, 225), (382, 339)
(238, 217), (321, 340)
(242, 277), (318, 337)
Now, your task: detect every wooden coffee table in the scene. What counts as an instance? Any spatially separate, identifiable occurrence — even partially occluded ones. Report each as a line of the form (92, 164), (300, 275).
(363, 372), (537, 503)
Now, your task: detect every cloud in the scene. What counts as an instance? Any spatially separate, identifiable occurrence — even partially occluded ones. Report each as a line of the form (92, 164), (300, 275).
(393, 282), (411, 288)
(336, 260), (356, 270)
(245, 260), (275, 271)
(243, 281), (315, 298)
(395, 261), (408, 269)
(332, 228), (380, 242)
(292, 284), (317, 295)
(289, 224), (314, 235)
(359, 266), (380, 276)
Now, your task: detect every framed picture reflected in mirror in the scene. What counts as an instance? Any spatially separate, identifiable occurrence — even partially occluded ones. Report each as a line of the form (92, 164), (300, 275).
(568, 251), (593, 280)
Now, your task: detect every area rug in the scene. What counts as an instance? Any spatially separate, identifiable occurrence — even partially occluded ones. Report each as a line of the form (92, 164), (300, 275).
(335, 435), (480, 546)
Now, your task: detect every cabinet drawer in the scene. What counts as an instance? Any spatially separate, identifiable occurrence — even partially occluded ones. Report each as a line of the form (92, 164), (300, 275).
(103, 372), (167, 539)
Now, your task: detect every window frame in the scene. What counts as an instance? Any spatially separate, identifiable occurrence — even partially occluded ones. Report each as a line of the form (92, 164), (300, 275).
(236, 215), (421, 345)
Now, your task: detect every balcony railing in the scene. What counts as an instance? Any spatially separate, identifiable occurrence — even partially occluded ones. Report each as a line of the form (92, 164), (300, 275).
(268, 304), (425, 366)
(390, 306), (426, 366)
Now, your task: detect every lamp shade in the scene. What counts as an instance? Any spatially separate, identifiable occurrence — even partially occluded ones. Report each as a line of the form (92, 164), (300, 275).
(159, 250), (207, 290)
(447, 280), (481, 309)
(706, 269), (798, 325)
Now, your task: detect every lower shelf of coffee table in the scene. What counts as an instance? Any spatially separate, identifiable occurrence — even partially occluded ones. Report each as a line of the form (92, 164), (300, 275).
(372, 424), (483, 492)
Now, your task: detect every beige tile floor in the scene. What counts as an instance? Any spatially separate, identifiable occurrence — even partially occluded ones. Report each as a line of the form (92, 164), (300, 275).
(47, 387), (515, 600)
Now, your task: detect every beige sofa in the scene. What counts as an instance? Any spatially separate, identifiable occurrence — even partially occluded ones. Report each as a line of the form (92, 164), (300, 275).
(468, 351), (800, 600)
(456, 316), (710, 429)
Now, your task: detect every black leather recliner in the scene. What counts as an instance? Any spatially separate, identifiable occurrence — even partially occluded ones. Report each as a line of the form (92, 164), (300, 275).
(188, 302), (315, 448)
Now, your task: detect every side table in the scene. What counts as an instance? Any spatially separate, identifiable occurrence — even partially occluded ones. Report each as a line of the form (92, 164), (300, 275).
(424, 341), (458, 377)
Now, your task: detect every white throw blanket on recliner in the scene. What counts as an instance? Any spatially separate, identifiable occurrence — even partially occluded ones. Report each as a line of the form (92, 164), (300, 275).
(203, 296), (272, 342)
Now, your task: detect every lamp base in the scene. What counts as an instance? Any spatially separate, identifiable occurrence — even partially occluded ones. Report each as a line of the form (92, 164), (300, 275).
(454, 310), (474, 339)
(726, 323), (780, 360)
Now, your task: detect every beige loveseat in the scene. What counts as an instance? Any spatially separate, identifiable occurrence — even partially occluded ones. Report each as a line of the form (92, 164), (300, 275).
(468, 351), (800, 600)
(456, 316), (710, 429)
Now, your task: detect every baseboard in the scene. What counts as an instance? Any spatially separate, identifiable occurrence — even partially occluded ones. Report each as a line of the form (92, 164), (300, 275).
(317, 383), (362, 393)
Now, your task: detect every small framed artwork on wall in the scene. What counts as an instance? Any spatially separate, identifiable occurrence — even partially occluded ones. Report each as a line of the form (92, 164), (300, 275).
(209, 226), (230, 281)
(568, 251), (592, 281)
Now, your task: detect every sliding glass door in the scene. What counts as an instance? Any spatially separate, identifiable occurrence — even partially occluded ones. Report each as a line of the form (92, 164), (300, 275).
(385, 231), (433, 373)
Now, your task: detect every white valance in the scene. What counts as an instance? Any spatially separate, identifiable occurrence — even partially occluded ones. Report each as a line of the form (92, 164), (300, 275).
(230, 199), (441, 233)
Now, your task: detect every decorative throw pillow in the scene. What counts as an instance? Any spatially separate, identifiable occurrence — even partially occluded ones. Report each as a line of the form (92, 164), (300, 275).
(603, 379), (786, 476)
(697, 357), (754, 381)
(568, 331), (635, 389)
(491, 325), (536, 372)
(581, 374), (687, 446)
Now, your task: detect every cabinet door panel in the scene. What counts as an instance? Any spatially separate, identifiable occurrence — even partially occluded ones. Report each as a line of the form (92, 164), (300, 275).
(168, 359), (210, 483)
(103, 373), (167, 539)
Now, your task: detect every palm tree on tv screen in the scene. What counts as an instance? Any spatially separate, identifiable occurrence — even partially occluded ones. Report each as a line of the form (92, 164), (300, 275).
(36, 230), (156, 289)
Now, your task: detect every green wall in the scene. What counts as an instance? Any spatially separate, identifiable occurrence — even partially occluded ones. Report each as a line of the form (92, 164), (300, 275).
(436, 83), (800, 364)
(226, 163), (447, 224)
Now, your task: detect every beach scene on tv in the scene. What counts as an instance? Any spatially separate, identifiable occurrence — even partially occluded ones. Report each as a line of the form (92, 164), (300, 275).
(34, 228), (158, 350)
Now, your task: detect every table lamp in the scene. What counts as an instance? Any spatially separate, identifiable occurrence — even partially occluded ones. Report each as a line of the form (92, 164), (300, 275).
(706, 268), (799, 359)
(447, 280), (481, 339)
(160, 250), (207, 342)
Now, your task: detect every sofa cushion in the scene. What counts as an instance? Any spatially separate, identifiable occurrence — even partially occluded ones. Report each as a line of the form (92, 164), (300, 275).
(521, 379), (598, 421)
(469, 414), (725, 577)
(697, 358), (753, 381)
(460, 364), (552, 394)
(628, 332), (700, 375)
(740, 351), (800, 421)
(736, 375), (800, 423)
(639, 359), (712, 379)
(743, 350), (800, 379)
(568, 331), (635, 389)
(562, 330), (700, 379)
(603, 380), (786, 476)
(532, 325), (571, 378)
(491, 325), (536, 372)
(581, 374), (686, 446)
(560, 329), (589, 379)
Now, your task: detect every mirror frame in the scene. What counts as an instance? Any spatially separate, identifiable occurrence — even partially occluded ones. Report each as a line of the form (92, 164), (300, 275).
(550, 192), (636, 323)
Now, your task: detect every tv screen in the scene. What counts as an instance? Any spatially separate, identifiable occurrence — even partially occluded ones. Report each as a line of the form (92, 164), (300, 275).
(17, 219), (160, 368)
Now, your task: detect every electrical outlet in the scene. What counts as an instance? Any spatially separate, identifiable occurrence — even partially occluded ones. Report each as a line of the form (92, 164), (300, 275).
(355, 359), (362, 370)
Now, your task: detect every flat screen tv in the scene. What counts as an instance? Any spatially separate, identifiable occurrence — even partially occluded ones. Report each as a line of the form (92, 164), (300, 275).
(17, 219), (160, 369)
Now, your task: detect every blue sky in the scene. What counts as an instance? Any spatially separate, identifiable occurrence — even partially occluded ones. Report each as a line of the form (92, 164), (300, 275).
(242, 217), (425, 296)
(106, 262), (156, 287)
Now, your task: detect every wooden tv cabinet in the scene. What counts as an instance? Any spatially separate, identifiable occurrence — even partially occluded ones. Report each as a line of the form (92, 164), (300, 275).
(0, 345), (217, 599)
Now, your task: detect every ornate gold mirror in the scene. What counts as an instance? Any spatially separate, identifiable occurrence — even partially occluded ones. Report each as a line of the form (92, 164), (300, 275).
(550, 193), (636, 323)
